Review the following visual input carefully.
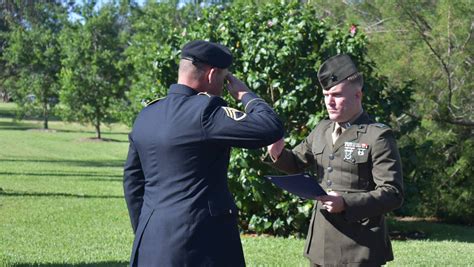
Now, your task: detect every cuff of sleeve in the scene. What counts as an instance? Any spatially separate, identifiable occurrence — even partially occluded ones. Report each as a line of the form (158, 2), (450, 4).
(342, 194), (355, 221)
(261, 150), (281, 163)
(261, 151), (274, 164)
(342, 194), (367, 222)
(241, 92), (263, 112)
(272, 149), (294, 169)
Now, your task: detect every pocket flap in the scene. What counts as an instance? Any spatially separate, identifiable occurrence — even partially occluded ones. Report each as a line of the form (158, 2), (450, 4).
(312, 142), (325, 155)
(208, 199), (238, 217)
(343, 148), (369, 164)
(354, 150), (369, 163)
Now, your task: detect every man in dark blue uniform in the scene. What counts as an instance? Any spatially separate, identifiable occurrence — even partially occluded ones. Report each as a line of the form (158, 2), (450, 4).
(123, 40), (284, 267)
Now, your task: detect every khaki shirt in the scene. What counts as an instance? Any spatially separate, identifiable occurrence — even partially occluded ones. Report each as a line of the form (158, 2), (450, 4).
(269, 112), (403, 266)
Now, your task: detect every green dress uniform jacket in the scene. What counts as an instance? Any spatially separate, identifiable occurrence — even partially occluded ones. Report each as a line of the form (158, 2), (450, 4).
(270, 112), (403, 266)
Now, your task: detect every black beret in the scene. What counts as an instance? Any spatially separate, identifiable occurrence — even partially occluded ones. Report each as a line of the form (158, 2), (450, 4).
(317, 54), (358, 90)
(181, 40), (233, 69)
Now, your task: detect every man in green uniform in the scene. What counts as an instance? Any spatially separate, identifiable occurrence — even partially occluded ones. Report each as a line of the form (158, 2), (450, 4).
(266, 54), (404, 266)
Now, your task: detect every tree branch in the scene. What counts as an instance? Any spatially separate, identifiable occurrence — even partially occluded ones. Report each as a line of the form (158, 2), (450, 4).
(439, 118), (474, 127)
(397, 1), (457, 119)
(460, 21), (473, 52)
(364, 29), (409, 34)
(405, 112), (474, 127)
(366, 18), (393, 29)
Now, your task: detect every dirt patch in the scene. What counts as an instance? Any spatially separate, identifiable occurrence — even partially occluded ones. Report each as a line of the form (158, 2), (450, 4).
(242, 233), (273, 237)
(393, 216), (442, 222)
(389, 230), (427, 240)
(77, 137), (119, 142)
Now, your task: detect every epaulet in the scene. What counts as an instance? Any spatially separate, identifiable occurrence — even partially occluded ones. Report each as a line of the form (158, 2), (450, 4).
(197, 92), (212, 97)
(314, 119), (332, 132)
(321, 119), (332, 127)
(371, 122), (390, 129)
(145, 97), (165, 106)
(316, 118), (332, 128)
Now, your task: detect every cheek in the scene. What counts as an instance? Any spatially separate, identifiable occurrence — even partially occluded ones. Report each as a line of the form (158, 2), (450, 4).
(335, 98), (345, 108)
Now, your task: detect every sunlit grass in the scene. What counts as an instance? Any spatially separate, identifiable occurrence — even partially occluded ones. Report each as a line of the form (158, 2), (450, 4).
(1, 103), (473, 266)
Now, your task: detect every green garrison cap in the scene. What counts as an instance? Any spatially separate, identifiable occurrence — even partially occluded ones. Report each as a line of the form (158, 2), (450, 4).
(181, 40), (233, 69)
(318, 54), (358, 90)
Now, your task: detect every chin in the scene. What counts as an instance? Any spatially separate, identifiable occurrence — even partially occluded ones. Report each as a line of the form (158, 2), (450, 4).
(329, 114), (340, 121)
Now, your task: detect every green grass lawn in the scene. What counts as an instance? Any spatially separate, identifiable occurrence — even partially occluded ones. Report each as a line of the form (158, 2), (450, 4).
(1, 102), (473, 266)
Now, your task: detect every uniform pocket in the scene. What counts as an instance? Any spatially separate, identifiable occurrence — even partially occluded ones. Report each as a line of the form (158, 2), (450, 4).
(354, 151), (369, 164)
(207, 198), (238, 217)
(342, 147), (371, 189)
(355, 150), (372, 189)
(340, 216), (386, 264)
(312, 143), (325, 180)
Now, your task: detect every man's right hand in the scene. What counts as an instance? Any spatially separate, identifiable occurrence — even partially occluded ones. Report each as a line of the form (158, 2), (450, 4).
(225, 73), (251, 101)
(267, 138), (285, 161)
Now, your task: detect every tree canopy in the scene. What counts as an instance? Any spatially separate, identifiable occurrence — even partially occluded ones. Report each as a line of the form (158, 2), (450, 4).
(0, 0), (472, 233)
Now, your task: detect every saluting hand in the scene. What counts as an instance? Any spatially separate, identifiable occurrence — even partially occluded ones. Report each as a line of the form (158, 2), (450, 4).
(317, 191), (346, 213)
(267, 138), (285, 161)
(225, 73), (251, 101)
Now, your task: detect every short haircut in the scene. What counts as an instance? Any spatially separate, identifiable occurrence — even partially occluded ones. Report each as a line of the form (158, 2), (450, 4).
(346, 72), (364, 90)
(179, 59), (210, 80)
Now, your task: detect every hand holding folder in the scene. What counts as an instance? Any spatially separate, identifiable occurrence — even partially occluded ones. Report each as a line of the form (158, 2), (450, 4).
(265, 173), (327, 200)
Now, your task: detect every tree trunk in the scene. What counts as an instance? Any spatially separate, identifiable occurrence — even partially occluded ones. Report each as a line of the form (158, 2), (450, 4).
(95, 107), (101, 139)
(43, 103), (48, 129)
(95, 122), (101, 139)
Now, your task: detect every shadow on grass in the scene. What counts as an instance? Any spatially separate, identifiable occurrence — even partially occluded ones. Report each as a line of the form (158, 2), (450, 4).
(388, 218), (474, 243)
(0, 171), (121, 180)
(0, 190), (123, 199)
(56, 128), (129, 136)
(1, 158), (124, 168)
(0, 121), (39, 130)
(0, 108), (16, 119)
(0, 113), (62, 124)
(0, 121), (129, 140)
(76, 137), (129, 143)
(11, 262), (128, 267)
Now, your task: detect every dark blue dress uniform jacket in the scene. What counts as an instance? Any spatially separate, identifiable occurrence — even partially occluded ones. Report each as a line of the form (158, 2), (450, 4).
(123, 84), (284, 267)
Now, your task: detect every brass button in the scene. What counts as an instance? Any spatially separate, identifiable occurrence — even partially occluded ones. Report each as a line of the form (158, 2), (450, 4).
(329, 154), (335, 160)
(327, 166), (333, 172)
(326, 180), (332, 186)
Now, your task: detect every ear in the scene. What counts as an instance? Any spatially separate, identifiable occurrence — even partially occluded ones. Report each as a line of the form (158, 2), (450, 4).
(355, 88), (363, 100)
(207, 68), (216, 84)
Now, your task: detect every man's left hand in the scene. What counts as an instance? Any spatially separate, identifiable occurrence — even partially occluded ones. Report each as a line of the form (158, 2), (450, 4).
(317, 191), (346, 213)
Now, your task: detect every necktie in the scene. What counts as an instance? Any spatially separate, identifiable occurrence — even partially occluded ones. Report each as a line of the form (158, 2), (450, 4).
(332, 123), (342, 144)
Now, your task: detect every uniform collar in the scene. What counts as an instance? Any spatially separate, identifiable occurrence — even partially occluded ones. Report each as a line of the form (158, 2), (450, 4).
(337, 109), (365, 129)
(329, 111), (372, 151)
(168, 84), (199, 96)
(350, 111), (372, 127)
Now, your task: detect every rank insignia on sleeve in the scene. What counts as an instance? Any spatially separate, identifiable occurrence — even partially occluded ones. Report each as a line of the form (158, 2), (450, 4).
(222, 107), (247, 121)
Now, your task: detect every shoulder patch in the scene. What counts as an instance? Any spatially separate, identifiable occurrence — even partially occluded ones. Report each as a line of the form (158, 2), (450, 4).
(145, 97), (165, 106)
(198, 92), (212, 97)
(221, 107), (247, 121)
(372, 123), (389, 128)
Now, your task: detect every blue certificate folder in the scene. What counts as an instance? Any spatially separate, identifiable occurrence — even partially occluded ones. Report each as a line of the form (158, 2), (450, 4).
(265, 173), (327, 199)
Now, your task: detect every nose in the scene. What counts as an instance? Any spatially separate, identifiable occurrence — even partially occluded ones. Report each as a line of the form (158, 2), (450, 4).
(326, 95), (334, 105)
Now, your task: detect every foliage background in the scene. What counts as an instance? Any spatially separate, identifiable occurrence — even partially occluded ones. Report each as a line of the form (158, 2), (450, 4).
(122, 1), (413, 234)
(1, 0), (472, 235)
